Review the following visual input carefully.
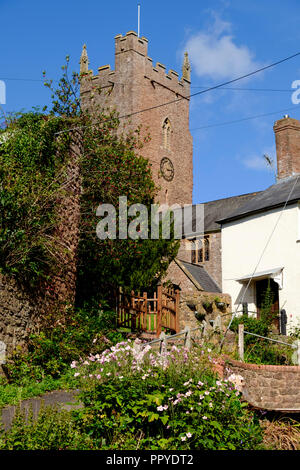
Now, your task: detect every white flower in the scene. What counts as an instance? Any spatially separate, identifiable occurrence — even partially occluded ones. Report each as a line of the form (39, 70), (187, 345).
(186, 432), (192, 438)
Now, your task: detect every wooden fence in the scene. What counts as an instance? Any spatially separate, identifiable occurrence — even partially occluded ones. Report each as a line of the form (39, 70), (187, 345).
(117, 285), (180, 337)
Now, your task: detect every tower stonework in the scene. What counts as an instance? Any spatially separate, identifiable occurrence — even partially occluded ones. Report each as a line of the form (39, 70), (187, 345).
(80, 31), (193, 206)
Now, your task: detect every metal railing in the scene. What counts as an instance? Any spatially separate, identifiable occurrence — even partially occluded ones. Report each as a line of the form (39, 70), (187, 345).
(238, 323), (300, 365)
(141, 325), (202, 352)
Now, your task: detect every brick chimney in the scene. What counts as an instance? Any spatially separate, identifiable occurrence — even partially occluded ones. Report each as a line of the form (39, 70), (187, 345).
(274, 115), (300, 179)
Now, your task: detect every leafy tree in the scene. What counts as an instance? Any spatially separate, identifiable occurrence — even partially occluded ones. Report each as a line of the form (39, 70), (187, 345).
(0, 58), (179, 305)
(76, 107), (179, 301)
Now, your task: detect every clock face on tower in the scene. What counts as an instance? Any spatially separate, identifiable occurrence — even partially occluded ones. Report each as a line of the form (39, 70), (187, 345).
(160, 157), (174, 181)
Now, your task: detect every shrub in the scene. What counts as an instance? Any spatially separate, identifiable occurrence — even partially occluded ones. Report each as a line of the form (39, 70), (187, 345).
(230, 315), (292, 365)
(4, 300), (124, 383)
(230, 315), (270, 341)
(71, 340), (262, 450)
(0, 406), (94, 450)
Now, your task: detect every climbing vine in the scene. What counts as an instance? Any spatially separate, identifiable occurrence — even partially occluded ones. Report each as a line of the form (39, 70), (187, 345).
(0, 112), (74, 286)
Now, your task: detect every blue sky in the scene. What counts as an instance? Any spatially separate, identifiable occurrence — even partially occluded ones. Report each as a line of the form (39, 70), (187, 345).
(1, 0), (300, 204)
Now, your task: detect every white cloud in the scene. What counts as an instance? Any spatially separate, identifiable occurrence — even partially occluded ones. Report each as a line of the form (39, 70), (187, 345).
(244, 155), (269, 170)
(184, 16), (261, 81)
(242, 146), (276, 173)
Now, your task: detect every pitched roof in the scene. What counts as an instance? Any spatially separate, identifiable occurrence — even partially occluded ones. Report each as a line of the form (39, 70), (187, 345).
(173, 192), (259, 237)
(202, 192), (260, 232)
(217, 174), (300, 224)
(176, 259), (221, 293)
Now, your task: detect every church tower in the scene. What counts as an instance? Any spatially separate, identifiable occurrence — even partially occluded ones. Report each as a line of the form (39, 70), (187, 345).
(80, 31), (193, 207)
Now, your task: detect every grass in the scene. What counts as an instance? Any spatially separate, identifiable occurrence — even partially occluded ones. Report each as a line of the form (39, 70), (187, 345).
(261, 417), (300, 450)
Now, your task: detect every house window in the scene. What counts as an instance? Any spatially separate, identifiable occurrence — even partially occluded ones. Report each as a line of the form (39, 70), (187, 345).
(190, 236), (210, 264)
(198, 236), (210, 262)
(162, 118), (171, 150)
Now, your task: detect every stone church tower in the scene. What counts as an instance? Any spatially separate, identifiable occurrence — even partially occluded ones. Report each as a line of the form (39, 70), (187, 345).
(80, 31), (193, 207)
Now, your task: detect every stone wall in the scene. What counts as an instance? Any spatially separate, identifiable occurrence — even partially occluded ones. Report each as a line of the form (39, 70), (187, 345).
(200, 231), (222, 290)
(166, 240), (199, 293)
(0, 275), (39, 355)
(166, 235), (222, 292)
(219, 355), (300, 411)
(178, 291), (231, 332)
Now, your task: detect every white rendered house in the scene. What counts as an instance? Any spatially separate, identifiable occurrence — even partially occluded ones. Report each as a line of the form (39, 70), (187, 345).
(219, 116), (300, 334)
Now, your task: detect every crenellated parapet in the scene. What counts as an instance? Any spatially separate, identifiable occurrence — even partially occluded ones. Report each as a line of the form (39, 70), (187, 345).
(114, 31), (148, 57)
(80, 31), (191, 102)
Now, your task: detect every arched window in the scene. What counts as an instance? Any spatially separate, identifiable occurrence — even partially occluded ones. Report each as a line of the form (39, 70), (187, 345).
(198, 236), (210, 263)
(162, 118), (171, 150)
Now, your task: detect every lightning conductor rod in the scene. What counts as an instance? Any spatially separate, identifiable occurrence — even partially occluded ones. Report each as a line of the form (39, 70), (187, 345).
(138, 4), (141, 37)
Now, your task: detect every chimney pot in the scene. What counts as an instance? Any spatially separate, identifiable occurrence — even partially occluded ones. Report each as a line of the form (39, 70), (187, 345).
(274, 116), (300, 179)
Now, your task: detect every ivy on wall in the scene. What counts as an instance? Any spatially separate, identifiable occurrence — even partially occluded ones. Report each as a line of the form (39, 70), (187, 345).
(0, 112), (73, 286)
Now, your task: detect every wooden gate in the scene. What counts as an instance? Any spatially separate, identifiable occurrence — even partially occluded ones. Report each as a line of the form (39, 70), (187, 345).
(117, 285), (180, 337)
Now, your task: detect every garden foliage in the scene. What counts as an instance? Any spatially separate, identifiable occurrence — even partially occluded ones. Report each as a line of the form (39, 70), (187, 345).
(0, 342), (262, 450)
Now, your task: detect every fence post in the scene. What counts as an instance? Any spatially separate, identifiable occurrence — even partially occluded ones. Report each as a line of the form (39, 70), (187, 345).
(184, 325), (191, 350)
(297, 340), (300, 366)
(175, 289), (180, 333)
(143, 292), (147, 331)
(157, 285), (162, 338)
(238, 323), (244, 362)
(117, 286), (122, 328)
(130, 290), (135, 330)
(159, 331), (167, 354)
(133, 340), (143, 364)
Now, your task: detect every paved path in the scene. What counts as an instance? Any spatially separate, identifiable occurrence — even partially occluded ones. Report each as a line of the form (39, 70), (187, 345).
(1, 389), (82, 432)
